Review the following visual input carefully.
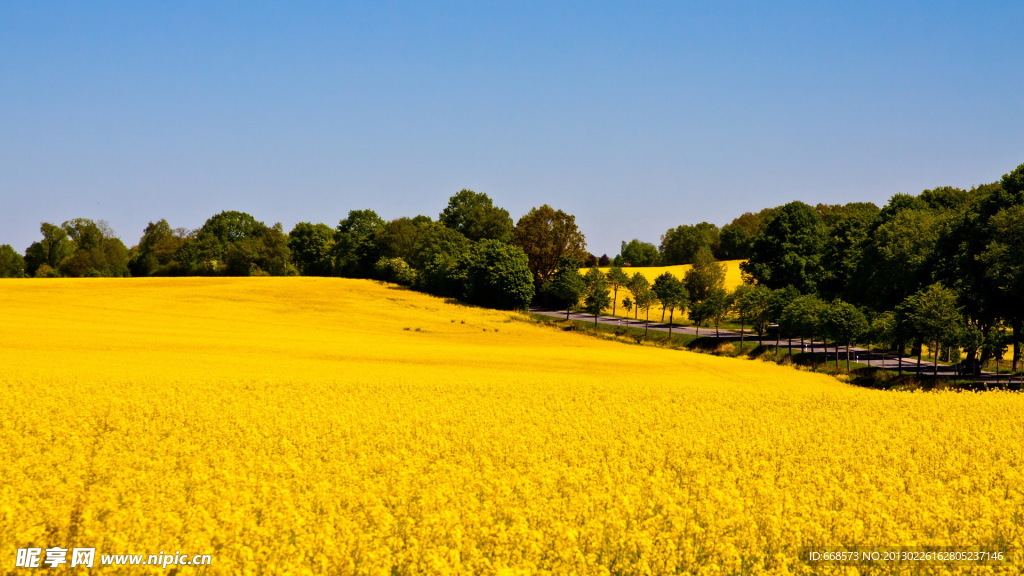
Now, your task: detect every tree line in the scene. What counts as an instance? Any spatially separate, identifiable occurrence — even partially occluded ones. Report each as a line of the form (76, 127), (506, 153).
(0, 190), (588, 312)
(2, 161), (1023, 377)
(555, 162), (1024, 377)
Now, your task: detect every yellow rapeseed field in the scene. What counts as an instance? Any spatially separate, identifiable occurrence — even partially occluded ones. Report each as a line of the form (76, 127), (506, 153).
(587, 260), (745, 322)
(1, 277), (1022, 575)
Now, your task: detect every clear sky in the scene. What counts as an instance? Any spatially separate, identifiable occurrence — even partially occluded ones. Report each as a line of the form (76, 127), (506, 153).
(2, 1), (1022, 257)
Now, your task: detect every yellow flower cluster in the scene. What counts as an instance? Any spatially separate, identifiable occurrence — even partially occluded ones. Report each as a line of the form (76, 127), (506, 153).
(0, 277), (1021, 575)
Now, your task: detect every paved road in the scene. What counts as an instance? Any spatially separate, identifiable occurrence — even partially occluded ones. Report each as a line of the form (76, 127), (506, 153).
(530, 308), (1017, 385)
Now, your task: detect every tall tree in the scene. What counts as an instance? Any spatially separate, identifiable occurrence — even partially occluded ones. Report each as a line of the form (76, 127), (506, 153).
(616, 239), (660, 267)
(823, 299), (868, 371)
(606, 266), (629, 316)
(24, 222), (74, 276)
(463, 240), (535, 310)
(683, 247), (727, 303)
(653, 272), (688, 337)
(631, 274), (656, 336)
(288, 222), (336, 276)
(130, 219), (188, 276)
(439, 189), (514, 243)
(513, 205), (586, 287)
(582, 267), (611, 326)
(909, 284), (964, 377)
(659, 222), (720, 265)
(741, 202), (826, 294)
(548, 256), (586, 320)
(0, 245), (26, 277)
(333, 209), (386, 277)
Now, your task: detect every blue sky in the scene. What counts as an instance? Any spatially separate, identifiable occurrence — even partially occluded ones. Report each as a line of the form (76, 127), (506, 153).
(2, 1), (1022, 256)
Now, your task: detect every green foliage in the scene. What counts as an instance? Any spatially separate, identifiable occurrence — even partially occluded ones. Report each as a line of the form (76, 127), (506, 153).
(652, 272), (688, 332)
(463, 240), (535, 310)
(616, 239), (660, 266)
(732, 284), (772, 336)
(659, 222), (720, 265)
(0, 245), (26, 277)
(582, 267), (611, 320)
(547, 256), (586, 312)
(373, 257), (417, 286)
(439, 189), (514, 243)
(741, 201), (825, 294)
(780, 294), (826, 341)
(175, 211), (294, 276)
(24, 223), (74, 276)
(605, 266), (629, 315)
(513, 204), (587, 286)
(130, 220), (188, 276)
(333, 209), (386, 277)
(288, 222), (336, 276)
(683, 247), (726, 303)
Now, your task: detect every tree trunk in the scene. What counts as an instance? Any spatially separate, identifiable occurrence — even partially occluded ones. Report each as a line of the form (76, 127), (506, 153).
(846, 341), (851, 372)
(668, 309), (674, 337)
(611, 288), (618, 316)
(740, 318), (746, 347)
(594, 312), (599, 327)
(821, 337), (827, 369)
(897, 342), (903, 375)
(1014, 323), (1021, 373)
(644, 309), (650, 337)
(788, 337), (793, 361)
(661, 307), (666, 322)
(565, 307), (571, 321)
(933, 339), (939, 377)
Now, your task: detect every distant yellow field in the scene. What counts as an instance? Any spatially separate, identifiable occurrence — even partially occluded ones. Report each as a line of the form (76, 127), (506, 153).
(583, 260), (745, 321)
(1, 277), (1022, 575)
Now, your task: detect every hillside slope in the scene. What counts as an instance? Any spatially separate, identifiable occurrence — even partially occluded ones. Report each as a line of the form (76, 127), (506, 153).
(0, 278), (1021, 575)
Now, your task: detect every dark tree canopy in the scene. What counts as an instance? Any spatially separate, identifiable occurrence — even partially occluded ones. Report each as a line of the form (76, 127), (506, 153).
(616, 239), (660, 267)
(741, 202), (825, 294)
(439, 189), (514, 243)
(463, 240), (535, 310)
(513, 204), (587, 286)
(0, 245), (26, 278)
(659, 222), (720, 265)
(288, 222), (336, 276)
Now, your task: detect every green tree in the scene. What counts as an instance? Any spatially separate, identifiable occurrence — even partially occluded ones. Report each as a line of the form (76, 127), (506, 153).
(0, 245), (26, 277)
(548, 256), (586, 320)
(606, 266), (629, 316)
(439, 189), (514, 243)
(632, 276), (656, 336)
(780, 295), (826, 362)
(582, 267), (611, 326)
(333, 209), (386, 277)
(24, 222), (74, 276)
(741, 202), (826, 294)
(463, 240), (534, 310)
(373, 257), (417, 286)
(696, 288), (729, 338)
(288, 222), (336, 276)
(626, 273), (650, 320)
(513, 205), (587, 287)
(130, 219), (188, 276)
(767, 286), (800, 350)
(684, 247), (726, 303)
(617, 239), (660, 267)
(980, 203), (1024, 372)
(653, 272), (688, 337)
(823, 299), (868, 371)
(659, 222), (720, 264)
(734, 284), (772, 339)
(56, 219), (130, 277)
(908, 284), (964, 377)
